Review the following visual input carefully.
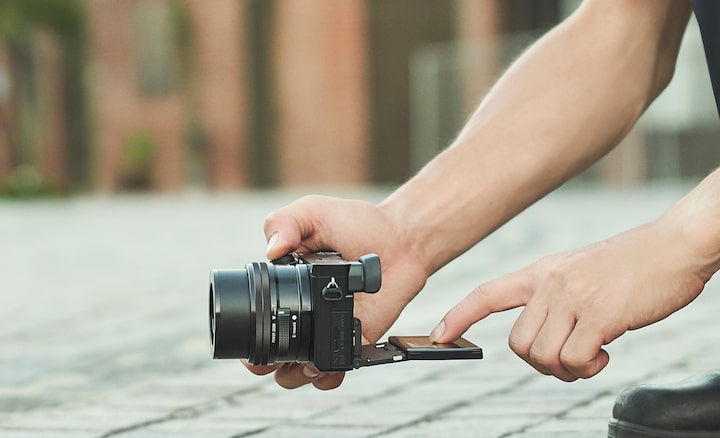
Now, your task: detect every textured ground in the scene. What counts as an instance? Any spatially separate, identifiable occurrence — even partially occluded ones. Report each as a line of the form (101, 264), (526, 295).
(1, 184), (717, 437)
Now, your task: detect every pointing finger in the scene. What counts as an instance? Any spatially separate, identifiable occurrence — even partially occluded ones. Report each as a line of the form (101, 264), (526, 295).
(432, 270), (534, 343)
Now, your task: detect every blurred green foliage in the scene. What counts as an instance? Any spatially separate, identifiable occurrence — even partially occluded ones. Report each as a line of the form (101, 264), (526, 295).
(0, 165), (60, 199)
(168, 0), (193, 81)
(0, 0), (85, 42)
(122, 131), (156, 191)
(0, 0), (89, 195)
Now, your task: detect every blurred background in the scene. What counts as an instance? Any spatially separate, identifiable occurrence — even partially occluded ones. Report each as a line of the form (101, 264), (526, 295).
(2, 2), (720, 435)
(1, 0), (718, 198)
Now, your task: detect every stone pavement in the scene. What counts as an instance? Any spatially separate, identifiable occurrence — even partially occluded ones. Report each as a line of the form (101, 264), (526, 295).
(1, 185), (719, 438)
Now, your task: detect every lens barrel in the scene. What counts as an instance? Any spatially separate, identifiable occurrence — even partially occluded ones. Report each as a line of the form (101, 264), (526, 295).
(209, 262), (312, 365)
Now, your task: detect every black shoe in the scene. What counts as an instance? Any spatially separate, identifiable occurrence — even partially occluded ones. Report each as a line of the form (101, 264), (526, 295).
(608, 373), (720, 437)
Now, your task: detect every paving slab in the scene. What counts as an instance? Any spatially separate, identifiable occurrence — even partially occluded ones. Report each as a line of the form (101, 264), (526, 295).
(1, 185), (718, 437)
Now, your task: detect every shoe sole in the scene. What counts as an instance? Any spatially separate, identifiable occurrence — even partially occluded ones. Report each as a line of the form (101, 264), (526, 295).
(609, 419), (720, 438)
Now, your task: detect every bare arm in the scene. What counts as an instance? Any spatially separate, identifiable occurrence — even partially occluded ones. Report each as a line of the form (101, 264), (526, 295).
(432, 164), (720, 381)
(250, 0), (696, 388)
(411, 0), (720, 381)
(381, 0), (692, 277)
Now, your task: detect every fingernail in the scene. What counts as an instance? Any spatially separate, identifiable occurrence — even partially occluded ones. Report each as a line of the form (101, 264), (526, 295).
(302, 364), (320, 378)
(266, 233), (279, 257)
(429, 320), (445, 343)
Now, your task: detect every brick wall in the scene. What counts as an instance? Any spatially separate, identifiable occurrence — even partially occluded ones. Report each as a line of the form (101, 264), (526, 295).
(34, 32), (67, 190)
(13, 0), (507, 192)
(274, 0), (369, 186)
(186, 0), (247, 189)
(88, 0), (185, 192)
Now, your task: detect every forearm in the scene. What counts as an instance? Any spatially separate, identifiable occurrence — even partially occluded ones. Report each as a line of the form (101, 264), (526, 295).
(380, 0), (690, 276)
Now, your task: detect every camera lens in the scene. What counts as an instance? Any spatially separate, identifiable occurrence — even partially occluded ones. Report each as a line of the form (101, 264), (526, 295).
(209, 262), (312, 365)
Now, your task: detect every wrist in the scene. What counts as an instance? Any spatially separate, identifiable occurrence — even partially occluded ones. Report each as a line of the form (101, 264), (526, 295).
(662, 193), (720, 281)
(377, 196), (435, 279)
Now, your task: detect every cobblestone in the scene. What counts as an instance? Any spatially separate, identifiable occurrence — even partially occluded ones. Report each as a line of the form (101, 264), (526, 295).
(1, 185), (718, 437)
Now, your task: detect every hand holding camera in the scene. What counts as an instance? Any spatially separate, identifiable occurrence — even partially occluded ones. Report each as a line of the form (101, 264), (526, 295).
(210, 251), (482, 369)
(209, 195), (481, 390)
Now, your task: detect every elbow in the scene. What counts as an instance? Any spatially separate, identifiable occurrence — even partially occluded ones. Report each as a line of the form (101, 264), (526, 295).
(650, 54), (678, 102)
(642, 2), (693, 103)
(575, 0), (691, 107)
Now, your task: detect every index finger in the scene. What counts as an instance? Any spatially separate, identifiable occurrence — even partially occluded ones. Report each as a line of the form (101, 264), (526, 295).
(432, 269), (534, 343)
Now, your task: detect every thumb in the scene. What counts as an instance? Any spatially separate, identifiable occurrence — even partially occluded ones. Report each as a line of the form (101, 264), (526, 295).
(264, 211), (304, 260)
(430, 270), (533, 343)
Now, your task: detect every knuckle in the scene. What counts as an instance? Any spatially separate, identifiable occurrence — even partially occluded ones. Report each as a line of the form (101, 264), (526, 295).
(264, 211), (290, 235)
(469, 284), (494, 310)
(263, 211), (280, 228)
(508, 334), (531, 357)
(528, 348), (555, 369)
(559, 352), (585, 369)
(557, 373), (579, 383)
(543, 263), (566, 285)
(297, 194), (328, 208)
(559, 352), (595, 378)
(532, 254), (559, 271)
(266, 195), (324, 227)
(538, 254), (578, 286)
(463, 285), (491, 314)
(470, 284), (490, 299)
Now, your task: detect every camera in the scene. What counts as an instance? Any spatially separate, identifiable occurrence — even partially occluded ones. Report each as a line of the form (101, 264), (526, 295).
(209, 252), (482, 372)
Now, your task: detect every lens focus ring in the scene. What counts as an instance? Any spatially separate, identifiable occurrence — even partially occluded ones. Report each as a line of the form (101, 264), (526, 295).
(209, 262), (313, 365)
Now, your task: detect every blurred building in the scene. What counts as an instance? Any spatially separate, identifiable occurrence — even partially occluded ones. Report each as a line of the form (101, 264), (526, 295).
(0, 0), (716, 194)
(0, 0), (563, 193)
(0, 1), (88, 195)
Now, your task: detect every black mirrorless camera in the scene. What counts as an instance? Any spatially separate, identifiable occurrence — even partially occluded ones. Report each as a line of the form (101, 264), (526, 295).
(209, 252), (482, 372)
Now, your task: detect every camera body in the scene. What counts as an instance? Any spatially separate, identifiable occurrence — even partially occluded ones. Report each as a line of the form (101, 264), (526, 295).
(276, 252), (381, 371)
(209, 251), (482, 373)
(209, 251), (380, 372)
